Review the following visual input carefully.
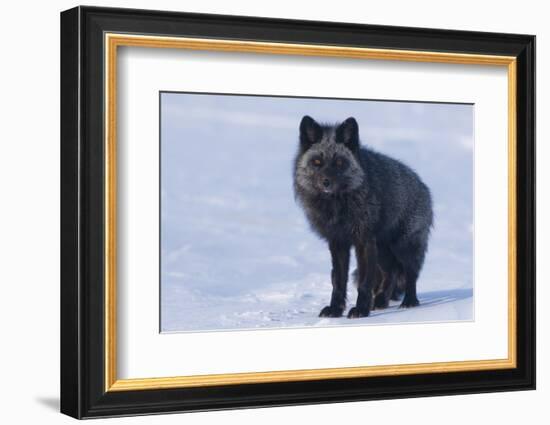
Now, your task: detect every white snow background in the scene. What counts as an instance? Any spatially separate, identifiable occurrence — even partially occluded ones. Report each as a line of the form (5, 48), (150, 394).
(160, 93), (474, 333)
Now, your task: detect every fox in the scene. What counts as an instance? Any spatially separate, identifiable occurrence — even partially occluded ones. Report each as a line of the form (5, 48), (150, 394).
(293, 115), (433, 318)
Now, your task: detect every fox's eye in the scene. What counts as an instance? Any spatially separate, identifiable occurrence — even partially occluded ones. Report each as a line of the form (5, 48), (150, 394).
(312, 158), (323, 167)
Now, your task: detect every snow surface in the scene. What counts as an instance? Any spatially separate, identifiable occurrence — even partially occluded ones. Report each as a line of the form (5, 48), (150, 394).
(160, 93), (474, 333)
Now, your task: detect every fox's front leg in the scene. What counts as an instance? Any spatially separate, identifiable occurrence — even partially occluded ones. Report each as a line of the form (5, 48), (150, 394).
(348, 239), (377, 318)
(319, 241), (351, 318)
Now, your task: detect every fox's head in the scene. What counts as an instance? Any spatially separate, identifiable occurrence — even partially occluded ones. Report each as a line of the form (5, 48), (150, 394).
(294, 116), (365, 196)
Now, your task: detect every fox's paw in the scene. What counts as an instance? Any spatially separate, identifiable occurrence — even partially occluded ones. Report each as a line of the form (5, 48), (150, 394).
(399, 296), (420, 308)
(319, 305), (344, 318)
(347, 306), (370, 318)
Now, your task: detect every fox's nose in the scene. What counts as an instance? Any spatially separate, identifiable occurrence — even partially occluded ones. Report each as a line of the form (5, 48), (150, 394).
(322, 178), (331, 188)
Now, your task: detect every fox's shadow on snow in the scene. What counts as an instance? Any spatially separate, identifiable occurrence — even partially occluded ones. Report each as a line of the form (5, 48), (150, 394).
(368, 288), (473, 318)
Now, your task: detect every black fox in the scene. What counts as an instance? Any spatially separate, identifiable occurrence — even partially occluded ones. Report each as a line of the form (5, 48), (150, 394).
(293, 115), (433, 318)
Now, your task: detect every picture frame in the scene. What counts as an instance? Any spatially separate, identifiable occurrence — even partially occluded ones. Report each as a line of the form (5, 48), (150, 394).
(60, 5), (535, 419)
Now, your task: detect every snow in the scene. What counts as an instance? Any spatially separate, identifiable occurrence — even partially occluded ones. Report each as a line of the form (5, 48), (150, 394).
(160, 93), (474, 333)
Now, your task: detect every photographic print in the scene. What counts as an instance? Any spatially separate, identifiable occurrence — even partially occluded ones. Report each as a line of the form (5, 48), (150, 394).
(160, 92), (474, 333)
(61, 8), (535, 417)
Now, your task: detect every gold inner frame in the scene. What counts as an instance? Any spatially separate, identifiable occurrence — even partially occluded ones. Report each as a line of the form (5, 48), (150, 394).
(104, 33), (517, 392)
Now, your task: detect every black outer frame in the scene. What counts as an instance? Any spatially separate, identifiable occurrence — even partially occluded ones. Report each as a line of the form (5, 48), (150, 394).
(60, 5), (535, 419)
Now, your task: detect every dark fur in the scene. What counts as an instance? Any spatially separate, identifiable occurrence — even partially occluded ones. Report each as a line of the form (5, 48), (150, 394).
(293, 116), (433, 318)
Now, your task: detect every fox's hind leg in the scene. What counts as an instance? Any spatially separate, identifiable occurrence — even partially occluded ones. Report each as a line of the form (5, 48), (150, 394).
(390, 234), (428, 308)
(373, 243), (400, 309)
(401, 270), (420, 308)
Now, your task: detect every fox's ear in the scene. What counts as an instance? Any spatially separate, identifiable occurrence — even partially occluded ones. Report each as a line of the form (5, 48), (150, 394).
(336, 117), (359, 152)
(299, 115), (322, 150)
